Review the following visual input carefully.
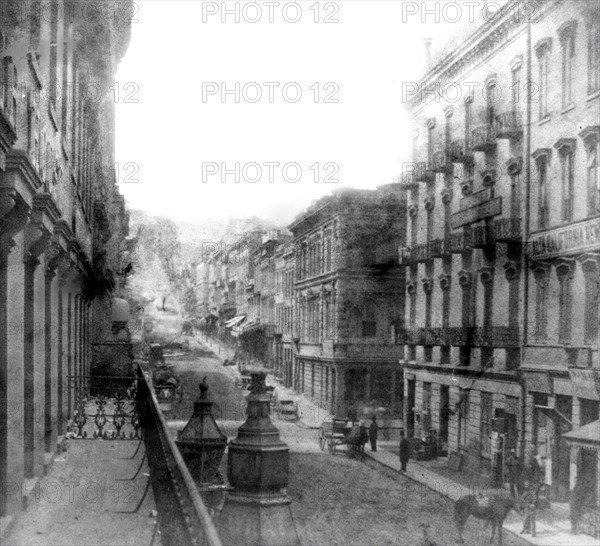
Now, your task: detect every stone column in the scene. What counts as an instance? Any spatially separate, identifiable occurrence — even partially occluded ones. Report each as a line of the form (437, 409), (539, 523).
(56, 275), (65, 435)
(23, 218), (52, 478)
(570, 397), (580, 489)
(0, 191), (30, 516)
(43, 243), (66, 453)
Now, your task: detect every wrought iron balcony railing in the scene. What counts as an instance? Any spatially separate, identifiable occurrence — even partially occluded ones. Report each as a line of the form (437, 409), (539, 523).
(471, 225), (494, 248)
(401, 171), (418, 188)
(399, 243), (433, 264)
(429, 238), (447, 258)
(492, 217), (522, 242)
(414, 161), (436, 183)
(471, 124), (497, 152)
(472, 219), (522, 247)
(398, 326), (520, 348)
(445, 231), (472, 253)
(495, 110), (523, 140)
(431, 150), (451, 173)
(450, 139), (474, 164)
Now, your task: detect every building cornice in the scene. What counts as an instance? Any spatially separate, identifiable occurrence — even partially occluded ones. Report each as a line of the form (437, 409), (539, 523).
(407, 0), (558, 112)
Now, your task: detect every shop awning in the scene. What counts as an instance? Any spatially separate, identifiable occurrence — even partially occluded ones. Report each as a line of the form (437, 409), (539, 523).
(225, 315), (246, 328)
(563, 420), (600, 450)
(534, 405), (573, 426)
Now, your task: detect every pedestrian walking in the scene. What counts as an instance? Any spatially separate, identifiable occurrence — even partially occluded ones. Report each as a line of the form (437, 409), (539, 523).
(369, 415), (378, 452)
(399, 431), (411, 472)
(506, 449), (523, 499)
(519, 482), (540, 537)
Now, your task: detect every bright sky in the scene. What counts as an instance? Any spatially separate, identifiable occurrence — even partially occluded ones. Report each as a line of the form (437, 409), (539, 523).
(115, 0), (483, 225)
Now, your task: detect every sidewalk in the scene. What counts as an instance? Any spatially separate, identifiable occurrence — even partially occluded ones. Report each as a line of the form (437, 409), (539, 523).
(369, 443), (598, 546)
(2, 440), (158, 546)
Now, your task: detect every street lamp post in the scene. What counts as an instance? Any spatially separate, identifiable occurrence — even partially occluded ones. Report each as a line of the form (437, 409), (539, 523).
(218, 367), (300, 546)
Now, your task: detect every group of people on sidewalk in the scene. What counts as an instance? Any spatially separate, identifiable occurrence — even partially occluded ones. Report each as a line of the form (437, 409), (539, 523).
(365, 415), (594, 540)
(506, 449), (595, 537)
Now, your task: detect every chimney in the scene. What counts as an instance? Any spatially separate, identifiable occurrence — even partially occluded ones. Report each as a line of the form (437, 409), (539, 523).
(424, 38), (432, 69)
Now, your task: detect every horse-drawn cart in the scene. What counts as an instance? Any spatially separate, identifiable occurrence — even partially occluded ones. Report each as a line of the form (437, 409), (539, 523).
(318, 419), (367, 457)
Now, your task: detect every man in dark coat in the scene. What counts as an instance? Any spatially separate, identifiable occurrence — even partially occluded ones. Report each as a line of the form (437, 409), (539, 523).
(399, 431), (411, 472)
(369, 416), (378, 452)
(506, 449), (523, 499)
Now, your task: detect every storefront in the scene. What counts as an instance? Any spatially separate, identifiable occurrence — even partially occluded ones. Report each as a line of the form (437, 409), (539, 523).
(563, 420), (600, 538)
(525, 366), (600, 502)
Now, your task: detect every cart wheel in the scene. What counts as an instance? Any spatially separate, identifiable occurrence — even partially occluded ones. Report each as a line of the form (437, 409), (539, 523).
(328, 436), (335, 453)
(319, 429), (326, 451)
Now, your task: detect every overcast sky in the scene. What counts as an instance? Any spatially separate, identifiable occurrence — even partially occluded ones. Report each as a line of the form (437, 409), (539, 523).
(115, 0), (486, 225)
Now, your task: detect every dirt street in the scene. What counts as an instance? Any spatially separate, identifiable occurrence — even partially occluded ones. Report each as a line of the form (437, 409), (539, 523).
(158, 328), (528, 546)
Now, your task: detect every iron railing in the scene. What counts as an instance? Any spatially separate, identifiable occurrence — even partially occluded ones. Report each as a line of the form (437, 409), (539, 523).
(398, 326), (520, 348)
(137, 365), (223, 546)
(66, 368), (223, 545)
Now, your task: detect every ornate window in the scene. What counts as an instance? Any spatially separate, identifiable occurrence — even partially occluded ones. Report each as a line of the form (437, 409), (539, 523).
(533, 149), (551, 227)
(427, 118), (436, 167)
(580, 126), (600, 216)
(556, 260), (574, 344)
(587, 16), (599, 94)
(535, 38), (552, 120)
(510, 55), (523, 112)
(485, 77), (497, 127)
(580, 255), (599, 344)
(532, 263), (550, 342)
(464, 96), (472, 149)
(554, 139), (576, 222)
(558, 21), (577, 108)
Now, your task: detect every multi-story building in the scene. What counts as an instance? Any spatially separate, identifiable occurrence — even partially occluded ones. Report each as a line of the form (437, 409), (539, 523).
(0, 1), (131, 518)
(520, 0), (599, 503)
(289, 185), (406, 417)
(274, 241), (295, 386)
(238, 230), (289, 366)
(402, 0), (599, 499)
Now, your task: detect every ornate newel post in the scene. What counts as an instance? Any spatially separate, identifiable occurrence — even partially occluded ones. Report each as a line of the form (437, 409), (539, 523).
(176, 379), (228, 507)
(218, 368), (300, 546)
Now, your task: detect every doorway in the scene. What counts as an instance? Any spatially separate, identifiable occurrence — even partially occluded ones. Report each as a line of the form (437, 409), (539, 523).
(552, 395), (572, 501)
(407, 379), (415, 438)
(439, 385), (450, 455)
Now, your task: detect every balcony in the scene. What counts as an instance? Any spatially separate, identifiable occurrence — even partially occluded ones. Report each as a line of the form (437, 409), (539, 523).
(398, 326), (520, 348)
(430, 238), (448, 258)
(471, 224), (493, 248)
(401, 171), (418, 189)
(398, 243), (433, 264)
(492, 217), (521, 242)
(445, 231), (472, 253)
(431, 150), (451, 173)
(413, 243), (432, 262)
(495, 110), (523, 140)
(414, 161), (435, 183)
(450, 140), (473, 164)
(471, 124), (497, 152)
(472, 219), (522, 247)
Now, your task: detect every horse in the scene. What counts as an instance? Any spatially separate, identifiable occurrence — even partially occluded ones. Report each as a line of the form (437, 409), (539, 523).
(454, 494), (515, 545)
